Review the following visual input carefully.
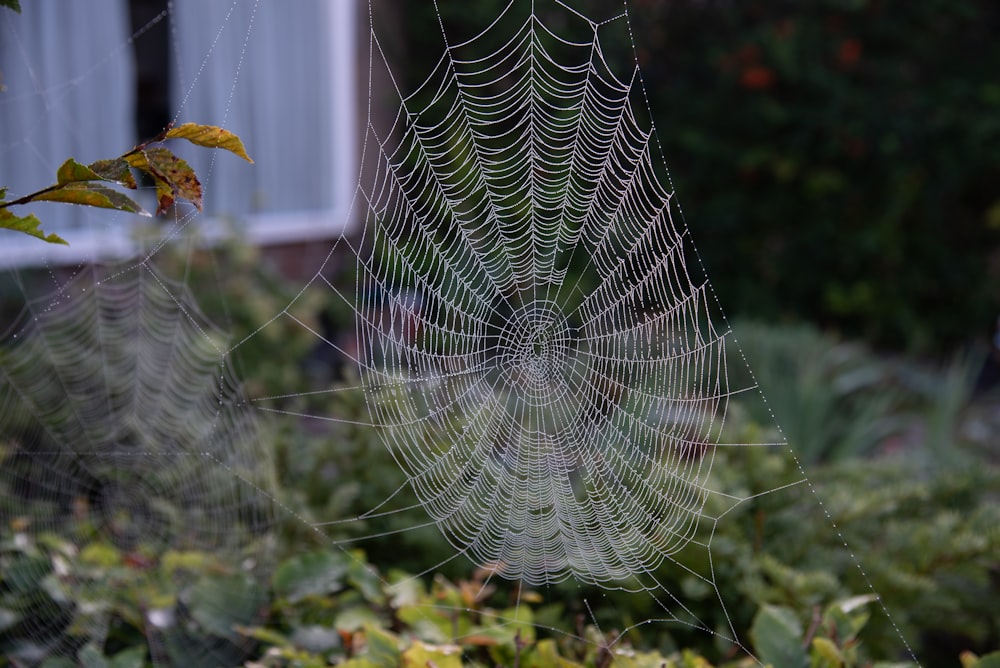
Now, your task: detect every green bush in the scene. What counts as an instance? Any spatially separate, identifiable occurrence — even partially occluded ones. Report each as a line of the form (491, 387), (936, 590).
(2, 243), (997, 665)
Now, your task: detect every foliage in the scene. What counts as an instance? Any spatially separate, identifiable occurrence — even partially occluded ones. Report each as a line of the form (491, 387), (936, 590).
(1, 235), (997, 665)
(1, 502), (995, 667)
(0, 124), (251, 245)
(728, 320), (984, 464)
(0, 523), (931, 668)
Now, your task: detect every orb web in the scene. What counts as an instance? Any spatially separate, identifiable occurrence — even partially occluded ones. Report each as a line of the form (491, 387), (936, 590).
(351, 0), (735, 591)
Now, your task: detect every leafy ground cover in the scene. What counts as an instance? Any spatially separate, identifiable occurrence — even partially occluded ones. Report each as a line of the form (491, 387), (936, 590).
(1, 247), (998, 667)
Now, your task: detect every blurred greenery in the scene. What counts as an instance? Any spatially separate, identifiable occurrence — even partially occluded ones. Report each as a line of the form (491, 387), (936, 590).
(1, 242), (998, 666)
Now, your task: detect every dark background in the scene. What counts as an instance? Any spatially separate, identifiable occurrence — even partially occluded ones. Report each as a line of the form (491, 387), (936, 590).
(404, 0), (1000, 355)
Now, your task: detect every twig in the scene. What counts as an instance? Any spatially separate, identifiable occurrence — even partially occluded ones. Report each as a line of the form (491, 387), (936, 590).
(802, 604), (823, 649)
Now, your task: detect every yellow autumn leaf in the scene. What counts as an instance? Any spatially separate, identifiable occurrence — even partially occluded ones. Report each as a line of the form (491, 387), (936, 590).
(165, 122), (253, 163)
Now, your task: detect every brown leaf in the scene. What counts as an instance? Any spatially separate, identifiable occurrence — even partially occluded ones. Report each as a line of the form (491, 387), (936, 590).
(89, 158), (137, 189)
(126, 148), (202, 215)
(165, 122), (253, 163)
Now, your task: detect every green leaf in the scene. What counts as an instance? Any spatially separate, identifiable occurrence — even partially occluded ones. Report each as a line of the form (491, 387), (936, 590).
(161, 549), (210, 574)
(972, 652), (1000, 668)
(40, 659), (76, 668)
(823, 595), (875, 644)
(77, 643), (110, 668)
(524, 639), (585, 668)
(339, 659), (388, 668)
(290, 625), (344, 653)
(0, 607), (21, 633)
(0, 0), (21, 13)
(165, 122), (254, 163)
(750, 605), (808, 668)
(185, 573), (265, 639)
(109, 647), (146, 668)
(56, 158), (104, 185)
(334, 606), (380, 633)
(810, 637), (843, 668)
(234, 624), (291, 648)
(89, 158), (137, 189)
(272, 550), (349, 602)
(32, 182), (148, 215)
(609, 649), (678, 668)
(0, 208), (68, 244)
(347, 554), (385, 604)
(364, 624), (401, 667)
(3, 555), (52, 594)
(79, 542), (121, 568)
(401, 640), (463, 668)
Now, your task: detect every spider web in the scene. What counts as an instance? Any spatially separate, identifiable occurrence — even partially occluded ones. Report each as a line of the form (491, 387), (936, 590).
(0, 1), (921, 666)
(262, 0), (805, 652)
(348, 0), (745, 587)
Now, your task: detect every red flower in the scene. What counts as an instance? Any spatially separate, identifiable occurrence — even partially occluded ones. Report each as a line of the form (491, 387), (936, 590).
(740, 65), (777, 90)
(838, 38), (862, 68)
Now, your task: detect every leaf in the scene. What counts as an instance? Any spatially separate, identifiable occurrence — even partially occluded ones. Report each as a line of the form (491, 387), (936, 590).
(272, 550), (350, 602)
(33, 182), (148, 216)
(290, 625), (344, 653)
(77, 644), (110, 668)
(823, 595), (874, 644)
(364, 624), (401, 667)
(78, 542), (121, 568)
(972, 652), (1000, 668)
(166, 122), (254, 163)
(235, 624), (291, 648)
(125, 147), (201, 214)
(39, 659), (76, 668)
(89, 158), (137, 189)
(831, 594), (878, 614)
(609, 649), (677, 668)
(3, 555), (51, 594)
(0, 0), (21, 13)
(401, 640), (463, 668)
(348, 554), (385, 604)
(56, 158), (104, 185)
(161, 549), (210, 574)
(339, 659), (388, 668)
(810, 637), (843, 668)
(334, 606), (380, 633)
(124, 150), (175, 213)
(109, 647), (146, 668)
(185, 573), (265, 640)
(750, 605), (808, 668)
(0, 208), (68, 244)
(0, 607), (20, 633)
(523, 639), (585, 668)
